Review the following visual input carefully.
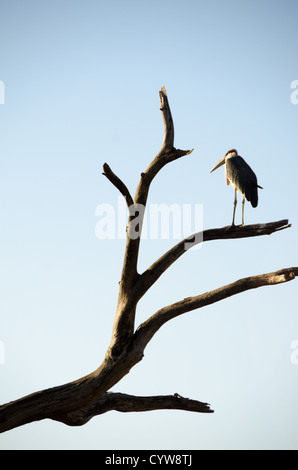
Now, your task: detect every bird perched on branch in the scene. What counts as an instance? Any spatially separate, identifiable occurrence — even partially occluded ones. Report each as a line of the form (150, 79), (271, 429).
(210, 148), (263, 226)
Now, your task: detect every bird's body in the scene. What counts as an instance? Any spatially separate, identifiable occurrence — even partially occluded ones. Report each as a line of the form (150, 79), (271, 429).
(210, 149), (262, 226)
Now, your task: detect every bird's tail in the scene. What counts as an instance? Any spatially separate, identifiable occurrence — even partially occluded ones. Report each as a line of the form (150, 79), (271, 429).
(246, 182), (262, 208)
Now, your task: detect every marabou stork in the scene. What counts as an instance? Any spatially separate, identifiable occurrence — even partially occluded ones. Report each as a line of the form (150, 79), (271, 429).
(210, 149), (263, 226)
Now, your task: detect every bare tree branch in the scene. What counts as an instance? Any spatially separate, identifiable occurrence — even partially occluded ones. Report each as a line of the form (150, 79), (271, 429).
(133, 267), (298, 352)
(159, 84), (175, 151)
(135, 219), (291, 300)
(102, 162), (134, 208)
(53, 392), (213, 426)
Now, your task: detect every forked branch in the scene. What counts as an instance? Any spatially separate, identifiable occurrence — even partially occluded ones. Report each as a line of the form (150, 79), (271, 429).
(107, 86), (193, 355)
(53, 392), (213, 426)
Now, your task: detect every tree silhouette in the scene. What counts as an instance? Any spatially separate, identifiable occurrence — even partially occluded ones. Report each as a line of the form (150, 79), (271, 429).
(0, 86), (296, 433)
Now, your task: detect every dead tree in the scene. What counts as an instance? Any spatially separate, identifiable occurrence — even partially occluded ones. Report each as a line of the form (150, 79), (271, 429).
(0, 86), (296, 433)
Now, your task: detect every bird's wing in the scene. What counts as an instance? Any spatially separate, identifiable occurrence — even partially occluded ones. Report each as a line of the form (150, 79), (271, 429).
(225, 156), (259, 207)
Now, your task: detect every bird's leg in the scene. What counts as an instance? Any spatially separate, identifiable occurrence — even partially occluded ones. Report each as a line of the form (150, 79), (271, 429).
(232, 188), (237, 226)
(241, 194), (245, 226)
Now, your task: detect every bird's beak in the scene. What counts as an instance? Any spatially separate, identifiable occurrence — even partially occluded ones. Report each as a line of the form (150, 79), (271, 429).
(210, 156), (226, 173)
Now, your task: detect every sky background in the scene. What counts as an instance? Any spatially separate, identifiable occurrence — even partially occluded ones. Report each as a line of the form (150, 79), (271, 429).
(1, 0), (298, 450)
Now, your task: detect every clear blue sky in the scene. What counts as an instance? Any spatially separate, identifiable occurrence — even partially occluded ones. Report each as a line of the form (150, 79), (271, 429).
(1, 0), (298, 450)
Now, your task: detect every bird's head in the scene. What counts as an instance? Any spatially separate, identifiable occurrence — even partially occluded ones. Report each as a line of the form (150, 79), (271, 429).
(210, 148), (238, 173)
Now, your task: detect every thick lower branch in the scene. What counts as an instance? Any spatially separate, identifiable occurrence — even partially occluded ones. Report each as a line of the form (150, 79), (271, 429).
(0, 348), (144, 433)
(53, 392), (213, 426)
(1, 266), (296, 433)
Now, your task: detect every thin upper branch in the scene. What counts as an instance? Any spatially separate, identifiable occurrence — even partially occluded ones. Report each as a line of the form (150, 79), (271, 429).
(54, 392), (213, 426)
(102, 162), (134, 208)
(133, 266), (298, 351)
(135, 219), (291, 301)
(116, 86), (193, 284)
(159, 85), (175, 152)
